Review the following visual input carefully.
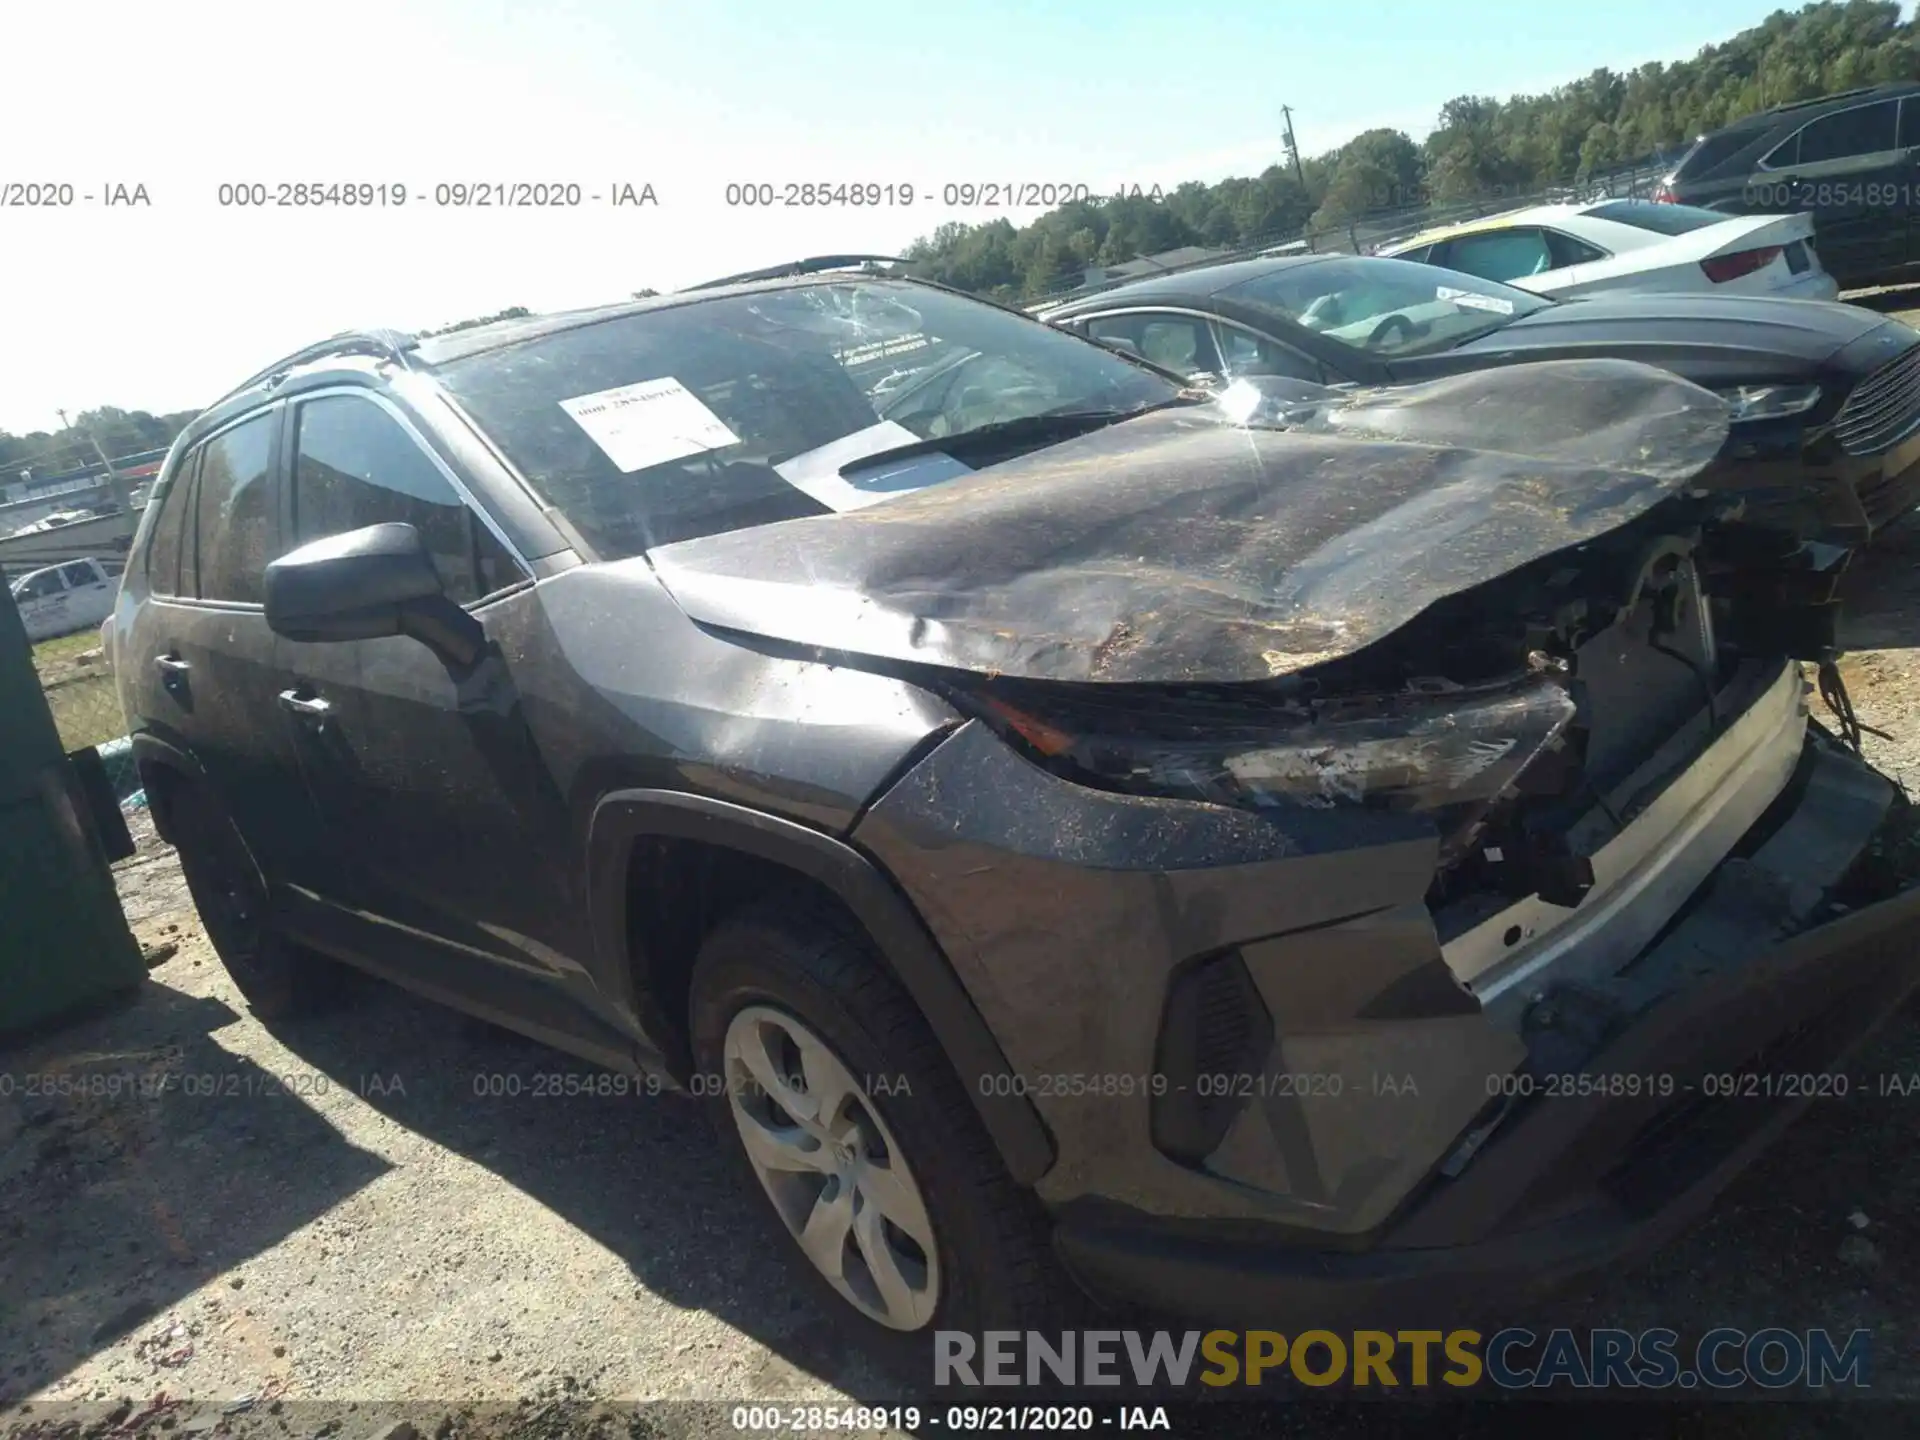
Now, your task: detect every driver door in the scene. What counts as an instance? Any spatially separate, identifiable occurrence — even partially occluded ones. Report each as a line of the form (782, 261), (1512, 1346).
(267, 388), (571, 981)
(11, 567), (70, 642)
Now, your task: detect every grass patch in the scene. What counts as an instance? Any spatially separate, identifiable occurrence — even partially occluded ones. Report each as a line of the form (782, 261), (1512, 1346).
(29, 628), (125, 752)
(32, 626), (102, 671)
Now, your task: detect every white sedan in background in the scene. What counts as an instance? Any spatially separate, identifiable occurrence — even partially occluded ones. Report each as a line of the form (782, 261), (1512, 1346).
(1379, 198), (1840, 302)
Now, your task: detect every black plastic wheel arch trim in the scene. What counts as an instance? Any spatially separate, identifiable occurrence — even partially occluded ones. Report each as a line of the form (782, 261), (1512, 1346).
(585, 788), (1058, 1186)
(129, 732), (211, 847)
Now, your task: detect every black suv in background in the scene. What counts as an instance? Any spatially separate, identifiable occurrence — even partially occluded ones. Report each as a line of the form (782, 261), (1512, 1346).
(1659, 81), (1920, 288)
(108, 272), (1920, 1361)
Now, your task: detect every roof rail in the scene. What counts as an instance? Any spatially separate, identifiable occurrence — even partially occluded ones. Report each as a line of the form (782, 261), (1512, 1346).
(214, 328), (420, 407)
(1759, 82), (1905, 119)
(681, 254), (905, 291)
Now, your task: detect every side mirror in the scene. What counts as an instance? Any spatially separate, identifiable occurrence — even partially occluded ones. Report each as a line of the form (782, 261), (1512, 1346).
(264, 522), (486, 669)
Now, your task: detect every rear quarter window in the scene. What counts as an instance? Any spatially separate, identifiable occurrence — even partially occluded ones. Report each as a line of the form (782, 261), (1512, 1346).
(142, 454), (198, 598)
(191, 412), (277, 604)
(1675, 129), (1765, 181)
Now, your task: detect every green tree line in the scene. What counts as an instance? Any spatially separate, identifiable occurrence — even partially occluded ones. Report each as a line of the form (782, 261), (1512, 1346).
(13, 1), (1920, 435)
(904, 0), (1920, 302)
(0, 407), (200, 481)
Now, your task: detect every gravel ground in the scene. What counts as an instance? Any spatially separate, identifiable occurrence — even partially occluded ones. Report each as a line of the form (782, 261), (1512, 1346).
(11, 411), (1920, 1437)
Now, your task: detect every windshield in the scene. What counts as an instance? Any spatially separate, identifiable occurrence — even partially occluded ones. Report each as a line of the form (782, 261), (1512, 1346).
(1216, 256), (1553, 359)
(436, 280), (1181, 557)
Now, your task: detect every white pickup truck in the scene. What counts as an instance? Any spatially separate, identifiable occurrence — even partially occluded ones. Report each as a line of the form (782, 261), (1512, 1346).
(8, 556), (120, 643)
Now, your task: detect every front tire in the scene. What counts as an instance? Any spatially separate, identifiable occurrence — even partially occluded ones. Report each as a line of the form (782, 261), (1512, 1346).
(689, 896), (1074, 1365)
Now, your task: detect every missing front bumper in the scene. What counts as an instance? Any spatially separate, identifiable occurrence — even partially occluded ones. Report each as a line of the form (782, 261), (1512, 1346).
(1055, 733), (1920, 1326)
(1441, 659), (1813, 1020)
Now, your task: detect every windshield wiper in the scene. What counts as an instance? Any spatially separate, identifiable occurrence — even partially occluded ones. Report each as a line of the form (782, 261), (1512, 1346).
(838, 395), (1206, 475)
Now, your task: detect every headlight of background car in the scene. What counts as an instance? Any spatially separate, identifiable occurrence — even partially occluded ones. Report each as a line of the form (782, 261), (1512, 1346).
(978, 677), (1577, 814)
(1715, 383), (1821, 423)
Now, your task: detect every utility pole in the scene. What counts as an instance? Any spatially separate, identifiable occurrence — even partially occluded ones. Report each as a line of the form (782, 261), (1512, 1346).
(58, 408), (131, 514)
(1280, 105), (1307, 190)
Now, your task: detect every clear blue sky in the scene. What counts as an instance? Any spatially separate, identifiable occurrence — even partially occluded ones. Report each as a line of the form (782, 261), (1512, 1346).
(0, 0), (1882, 434)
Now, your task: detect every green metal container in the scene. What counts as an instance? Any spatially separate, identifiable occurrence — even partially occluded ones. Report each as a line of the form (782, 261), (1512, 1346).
(0, 589), (145, 1034)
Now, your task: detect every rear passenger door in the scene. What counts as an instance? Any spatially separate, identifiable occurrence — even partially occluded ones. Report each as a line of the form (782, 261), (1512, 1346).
(268, 389), (568, 978)
(1756, 97), (1910, 284)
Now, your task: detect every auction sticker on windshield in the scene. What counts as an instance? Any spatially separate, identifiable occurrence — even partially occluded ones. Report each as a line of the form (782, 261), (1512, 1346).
(774, 419), (973, 511)
(559, 377), (742, 473)
(1437, 286), (1514, 315)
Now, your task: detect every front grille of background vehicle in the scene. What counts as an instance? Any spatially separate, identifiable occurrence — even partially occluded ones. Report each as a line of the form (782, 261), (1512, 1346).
(1856, 466), (1920, 528)
(1834, 343), (1920, 456)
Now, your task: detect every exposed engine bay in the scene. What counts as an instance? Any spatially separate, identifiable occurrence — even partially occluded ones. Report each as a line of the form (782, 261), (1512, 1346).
(953, 495), (1861, 1012)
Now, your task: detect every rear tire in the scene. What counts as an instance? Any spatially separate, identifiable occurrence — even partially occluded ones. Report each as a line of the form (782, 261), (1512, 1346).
(689, 894), (1078, 1373)
(168, 783), (337, 1021)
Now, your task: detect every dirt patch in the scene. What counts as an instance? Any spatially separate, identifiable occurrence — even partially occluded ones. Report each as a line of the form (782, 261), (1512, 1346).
(1, 831), (897, 1440)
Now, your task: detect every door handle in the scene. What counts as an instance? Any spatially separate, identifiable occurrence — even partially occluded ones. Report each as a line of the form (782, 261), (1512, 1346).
(277, 689), (332, 719)
(153, 654), (190, 674)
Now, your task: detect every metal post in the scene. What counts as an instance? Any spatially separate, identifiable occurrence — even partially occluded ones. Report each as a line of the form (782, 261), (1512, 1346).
(1280, 106), (1307, 191)
(58, 409), (132, 515)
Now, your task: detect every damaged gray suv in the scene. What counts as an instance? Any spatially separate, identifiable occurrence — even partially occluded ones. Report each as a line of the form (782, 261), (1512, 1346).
(110, 266), (1920, 1353)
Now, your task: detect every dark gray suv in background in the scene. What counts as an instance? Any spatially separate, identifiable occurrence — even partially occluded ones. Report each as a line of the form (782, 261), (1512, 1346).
(1657, 80), (1920, 288)
(108, 268), (1920, 1358)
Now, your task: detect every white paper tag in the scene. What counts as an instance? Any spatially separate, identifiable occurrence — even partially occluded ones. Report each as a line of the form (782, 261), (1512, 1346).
(774, 420), (973, 512)
(558, 377), (742, 474)
(1437, 286), (1514, 315)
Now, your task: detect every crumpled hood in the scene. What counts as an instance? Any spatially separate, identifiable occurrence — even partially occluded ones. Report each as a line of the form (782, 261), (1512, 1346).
(1453, 290), (1892, 368)
(646, 358), (1732, 686)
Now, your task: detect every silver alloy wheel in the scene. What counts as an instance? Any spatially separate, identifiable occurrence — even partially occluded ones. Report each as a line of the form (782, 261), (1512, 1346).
(722, 1004), (941, 1330)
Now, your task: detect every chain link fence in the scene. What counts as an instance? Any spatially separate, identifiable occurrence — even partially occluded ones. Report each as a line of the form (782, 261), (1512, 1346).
(7, 591), (143, 807)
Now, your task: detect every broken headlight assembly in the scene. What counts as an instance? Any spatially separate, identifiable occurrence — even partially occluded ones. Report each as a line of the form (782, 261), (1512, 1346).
(969, 675), (1579, 818)
(1714, 382), (1822, 424)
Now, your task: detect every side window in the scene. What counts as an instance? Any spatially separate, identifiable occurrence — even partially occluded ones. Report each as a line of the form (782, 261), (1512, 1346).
(1137, 318), (1208, 373)
(1763, 131), (1799, 169)
(1443, 229), (1555, 283)
(1084, 314), (1215, 375)
(193, 413), (278, 604)
(1901, 97), (1920, 151)
(1544, 230), (1607, 267)
(1797, 101), (1899, 165)
(59, 561), (100, 588)
(1213, 323), (1325, 382)
(1392, 244), (1434, 263)
(144, 455), (196, 598)
(291, 394), (523, 606)
(1078, 318), (1146, 359)
(16, 569), (66, 601)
